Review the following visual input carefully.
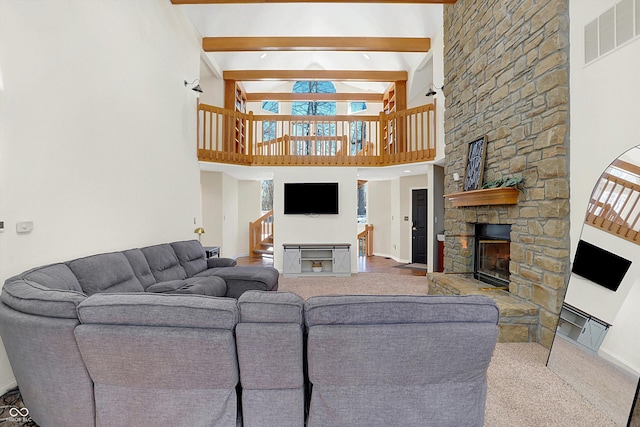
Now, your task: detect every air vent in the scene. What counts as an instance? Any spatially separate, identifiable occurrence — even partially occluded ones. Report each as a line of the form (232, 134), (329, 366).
(584, 0), (640, 64)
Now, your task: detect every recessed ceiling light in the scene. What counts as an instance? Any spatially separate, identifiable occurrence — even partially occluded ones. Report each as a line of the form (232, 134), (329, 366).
(363, 53), (370, 60)
(260, 53), (268, 60)
(404, 170), (412, 173)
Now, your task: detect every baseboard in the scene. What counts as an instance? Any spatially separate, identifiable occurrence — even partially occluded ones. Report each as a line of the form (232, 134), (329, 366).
(371, 253), (409, 264)
(234, 253), (250, 259)
(0, 379), (17, 396)
(598, 347), (640, 377)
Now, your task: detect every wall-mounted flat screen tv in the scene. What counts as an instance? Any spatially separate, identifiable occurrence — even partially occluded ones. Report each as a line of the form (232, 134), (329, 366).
(284, 182), (338, 215)
(572, 239), (632, 292)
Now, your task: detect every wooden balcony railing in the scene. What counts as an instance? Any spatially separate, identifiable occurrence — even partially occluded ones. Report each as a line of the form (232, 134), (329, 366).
(586, 171), (640, 245)
(197, 102), (436, 167)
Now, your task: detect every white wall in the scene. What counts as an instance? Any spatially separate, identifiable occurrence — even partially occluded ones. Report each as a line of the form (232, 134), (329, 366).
(568, 0), (640, 372)
(201, 172), (261, 258)
(273, 167), (358, 272)
(221, 174), (239, 258)
(368, 180), (393, 257)
(201, 171), (224, 248)
(0, 0), (203, 391)
(570, 0), (640, 250)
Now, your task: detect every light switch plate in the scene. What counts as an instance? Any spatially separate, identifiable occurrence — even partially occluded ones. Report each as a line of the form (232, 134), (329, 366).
(16, 221), (33, 233)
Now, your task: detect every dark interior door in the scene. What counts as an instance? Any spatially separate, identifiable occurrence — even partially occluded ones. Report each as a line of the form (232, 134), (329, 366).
(412, 189), (427, 264)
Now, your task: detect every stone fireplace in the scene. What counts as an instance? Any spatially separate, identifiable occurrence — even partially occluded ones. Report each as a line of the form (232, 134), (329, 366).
(474, 224), (511, 289)
(436, 0), (572, 348)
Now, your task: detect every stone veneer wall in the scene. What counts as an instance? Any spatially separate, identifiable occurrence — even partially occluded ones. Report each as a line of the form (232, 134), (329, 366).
(443, 0), (570, 347)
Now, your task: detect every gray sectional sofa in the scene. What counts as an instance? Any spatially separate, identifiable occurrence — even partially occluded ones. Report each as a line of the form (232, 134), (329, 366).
(0, 246), (500, 427)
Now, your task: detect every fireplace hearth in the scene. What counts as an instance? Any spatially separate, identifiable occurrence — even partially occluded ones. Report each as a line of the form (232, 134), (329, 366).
(475, 224), (511, 289)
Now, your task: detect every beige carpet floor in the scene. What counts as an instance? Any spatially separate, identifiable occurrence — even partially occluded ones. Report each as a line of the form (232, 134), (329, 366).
(278, 272), (430, 299)
(547, 336), (638, 426)
(279, 272), (628, 426)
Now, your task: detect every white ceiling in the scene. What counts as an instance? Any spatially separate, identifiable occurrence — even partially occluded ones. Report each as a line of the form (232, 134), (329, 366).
(178, 2), (444, 181)
(177, 3), (444, 93)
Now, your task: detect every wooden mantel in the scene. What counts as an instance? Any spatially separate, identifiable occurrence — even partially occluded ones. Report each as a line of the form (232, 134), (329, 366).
(444, 187), (520, 207)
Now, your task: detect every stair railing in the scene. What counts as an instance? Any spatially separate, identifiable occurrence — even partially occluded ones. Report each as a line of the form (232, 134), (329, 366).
(357, 224), (374, 257)
(249, 210), (274, 257)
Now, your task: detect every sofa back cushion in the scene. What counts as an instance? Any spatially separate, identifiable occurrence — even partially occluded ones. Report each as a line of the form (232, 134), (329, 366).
(75, 293), (239, 426)
(77, 293), (238, 329)
(19, 263), (83, 292)
(141, 244), (187, 282)
(1, 278), (86, 319)
(237, 291), (305, 427)
(123, 249), (156, 289)
(171, 240), (208, 277)
(304, 295), (499, 427)
(68, 253), (144, 296)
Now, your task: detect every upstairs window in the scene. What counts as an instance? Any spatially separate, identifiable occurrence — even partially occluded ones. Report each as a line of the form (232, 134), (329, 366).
(262, 101), (279, 142)
(292, 81), (336, 116)
(262, 101), (279, 113)
(350, 101), (367, 113)
(291, 81), (337, 155)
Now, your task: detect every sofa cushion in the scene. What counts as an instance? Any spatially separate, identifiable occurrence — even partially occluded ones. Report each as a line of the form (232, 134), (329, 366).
(304, 294), (500, 327)
(207, 257), (237, 268)
(123, 249), (156, 289)
(68, 253), (144, 296)
(238, 291), (303, 324)
(145, 277), (226, 297)
(1, 280), (86, 319)
(304, 295), (499, 427)
(74, 293), (240, 426)
(213, 266), (279, 298)
(141, 244), (187, 282)
(171, 240), (208, 277)
(76, 293), (238, 329)
(19, 263), (83, 292)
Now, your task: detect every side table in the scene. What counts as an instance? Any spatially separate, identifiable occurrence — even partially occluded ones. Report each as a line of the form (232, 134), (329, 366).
(204, 246), (221, 258)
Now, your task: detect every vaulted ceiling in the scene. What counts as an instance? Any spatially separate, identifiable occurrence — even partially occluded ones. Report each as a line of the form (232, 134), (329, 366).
(171, 0), (450, 94)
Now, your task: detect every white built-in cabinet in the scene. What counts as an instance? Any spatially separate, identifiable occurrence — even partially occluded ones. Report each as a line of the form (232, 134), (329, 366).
(283, 243), (351, 277)
(556, 303), (610, 353)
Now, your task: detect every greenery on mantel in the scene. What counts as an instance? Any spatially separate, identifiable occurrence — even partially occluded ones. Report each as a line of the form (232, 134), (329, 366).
(482, 176), (525, 193)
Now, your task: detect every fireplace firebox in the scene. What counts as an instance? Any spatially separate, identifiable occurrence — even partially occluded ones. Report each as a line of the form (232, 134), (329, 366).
(474, 224), (511, 289)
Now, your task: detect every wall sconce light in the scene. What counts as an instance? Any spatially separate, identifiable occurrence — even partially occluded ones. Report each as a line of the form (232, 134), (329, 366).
(425, 83), (444, 97)
(184, 79), (203, 93)
(194, 227), (205, 242)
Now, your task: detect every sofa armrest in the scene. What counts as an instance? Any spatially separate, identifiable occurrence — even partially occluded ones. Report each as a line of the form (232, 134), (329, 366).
(207, 257), (237, 268)
(1, 280), (87, 319)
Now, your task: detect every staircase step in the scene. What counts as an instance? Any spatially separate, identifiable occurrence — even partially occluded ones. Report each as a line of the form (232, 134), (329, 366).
(253, 249), (274, 257)
(261, 242), (273, 248)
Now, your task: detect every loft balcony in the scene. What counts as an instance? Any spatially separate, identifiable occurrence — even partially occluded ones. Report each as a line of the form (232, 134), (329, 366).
(197, 102), (436, 167)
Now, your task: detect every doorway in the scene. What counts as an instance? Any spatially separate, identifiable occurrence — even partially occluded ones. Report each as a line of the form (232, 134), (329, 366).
(412, 189), (427, 264)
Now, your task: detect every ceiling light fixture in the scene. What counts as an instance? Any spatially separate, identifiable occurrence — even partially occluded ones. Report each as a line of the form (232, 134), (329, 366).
(184, 79), (203, 93)
(363, 53), (370, 60)
(260, 53), (268, 60)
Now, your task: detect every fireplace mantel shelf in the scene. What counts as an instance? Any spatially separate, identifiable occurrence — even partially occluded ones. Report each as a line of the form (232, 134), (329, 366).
(444, 187), (520, 207)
